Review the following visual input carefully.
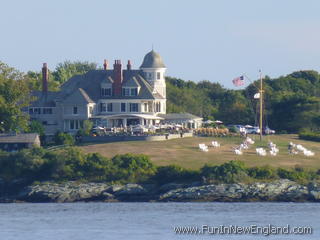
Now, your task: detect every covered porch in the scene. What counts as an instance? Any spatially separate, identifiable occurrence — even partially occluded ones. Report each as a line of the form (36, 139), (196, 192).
(91, 114), (164, 128)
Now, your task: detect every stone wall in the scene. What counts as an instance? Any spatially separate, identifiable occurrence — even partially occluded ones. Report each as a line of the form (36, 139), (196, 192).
(82, 132), (193, 143)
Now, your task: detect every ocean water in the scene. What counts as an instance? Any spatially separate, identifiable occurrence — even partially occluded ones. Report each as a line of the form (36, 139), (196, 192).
(0, 202), (318, 240)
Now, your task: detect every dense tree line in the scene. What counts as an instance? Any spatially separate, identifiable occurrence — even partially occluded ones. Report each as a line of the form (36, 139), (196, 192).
(1, 59), (320, 134)
(166, 71), (320, 133)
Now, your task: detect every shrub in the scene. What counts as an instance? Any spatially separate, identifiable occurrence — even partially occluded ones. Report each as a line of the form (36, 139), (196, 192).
(110, 154), (157, 183)
(201, 161), (249, 183)
(152, 165), (200, 185)
(299, 130), (320, 142)
(53, 131), (75, 146)
(277, 167), (317, 184)
(247, 166), (278, 180)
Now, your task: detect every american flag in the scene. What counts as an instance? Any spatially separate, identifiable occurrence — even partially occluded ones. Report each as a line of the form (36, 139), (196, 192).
(232, 75), (245, 87)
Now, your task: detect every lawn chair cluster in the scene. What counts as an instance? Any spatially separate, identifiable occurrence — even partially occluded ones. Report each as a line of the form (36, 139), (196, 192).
(211, 141), (220, 148)
(288, 142), (315, 157)
(268, 141), (279, 156)
(233, 137), (255, 155)
(256, 147), (267, 156)
(199, 140), (221, 152)
(199, 143), (209, 152)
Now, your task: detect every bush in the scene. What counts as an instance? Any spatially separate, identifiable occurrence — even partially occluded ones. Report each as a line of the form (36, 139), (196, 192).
(247, 166), (278, 180)
(299, 130), (320, 142)
(53, 132), (75, 146)
(110, 154), (156, 183)
(277, 167), (316, 184)
(201, 161), (249, 183)
(152, 165), (200, 185)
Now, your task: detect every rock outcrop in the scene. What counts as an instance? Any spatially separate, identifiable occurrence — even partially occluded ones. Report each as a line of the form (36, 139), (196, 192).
(159, 180), (311, 202)
(1, 179), (320, 203)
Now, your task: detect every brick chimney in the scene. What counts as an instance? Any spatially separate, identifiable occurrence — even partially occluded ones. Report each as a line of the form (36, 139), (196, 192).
(127, 60), (132, 70)
(42, 63), (48, 94)
(103, 59), (108, 70)
(113, 60), (123, 96)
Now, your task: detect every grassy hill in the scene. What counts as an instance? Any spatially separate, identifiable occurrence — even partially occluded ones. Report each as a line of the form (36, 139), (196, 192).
(80, 134), (320, 170)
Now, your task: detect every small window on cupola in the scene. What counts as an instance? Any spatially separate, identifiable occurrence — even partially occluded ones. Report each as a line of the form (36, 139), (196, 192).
(157, 72), (161, 79)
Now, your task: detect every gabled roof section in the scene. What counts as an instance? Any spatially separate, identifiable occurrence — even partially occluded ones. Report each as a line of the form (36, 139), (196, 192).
(57, 69), (164, 101)
(101, 76), (114, 84)
(62, 88), (94, 104)
(122, 76), (141, 87)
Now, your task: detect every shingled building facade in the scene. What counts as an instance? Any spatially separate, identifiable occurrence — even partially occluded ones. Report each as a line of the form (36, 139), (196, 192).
(28, 50), (202, 135)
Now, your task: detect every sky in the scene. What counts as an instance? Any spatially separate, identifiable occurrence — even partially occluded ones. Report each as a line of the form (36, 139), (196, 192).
(1, 0), (320, 88)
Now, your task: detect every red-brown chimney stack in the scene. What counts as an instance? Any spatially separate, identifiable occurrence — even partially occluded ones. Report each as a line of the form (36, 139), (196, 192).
(113, 60), (123, 96)
(127, 60), (132, 70)
(103, 59), (108, 70)
(42, 63), (48, 94)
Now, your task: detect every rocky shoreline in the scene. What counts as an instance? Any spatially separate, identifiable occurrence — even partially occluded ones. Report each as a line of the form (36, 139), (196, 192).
(1, 179), (320, 203)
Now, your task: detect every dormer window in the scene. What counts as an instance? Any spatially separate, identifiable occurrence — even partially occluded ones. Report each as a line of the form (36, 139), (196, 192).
(101, 88), (112, 96)
(122, 87), (138, 96)
(122, 88), (130, 96)
(130, 88), (138, 96)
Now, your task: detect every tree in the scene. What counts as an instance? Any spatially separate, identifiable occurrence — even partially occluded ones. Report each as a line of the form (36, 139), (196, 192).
(0, 61), (33, 133)
(52, 61), (98, 83)
(26, 70), (60, 91)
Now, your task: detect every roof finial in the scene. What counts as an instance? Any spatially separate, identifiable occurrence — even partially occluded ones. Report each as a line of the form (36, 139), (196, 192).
(152, 43), (154, 51)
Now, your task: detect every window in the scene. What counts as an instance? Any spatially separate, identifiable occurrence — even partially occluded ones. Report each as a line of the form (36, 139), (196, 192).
(144, 103), (148, 112)
(156, 102), (161, 112)
(69, 120), (82, 130)
(122, 88), (130, 96)
(30, 108), (41, 114)
(130, 88), (138, 96)
(89, 106), (93, 114)
(129, 103), (138, 112)
(107, 103), (113, 112)
(100, 103), (106, 112)
(101, 88), (112, 96)
(121, 103), (126, 112)
(148, 73), (152, 80)
(157, 72), (161, 79)
(43, 108), (52, 114)
(73, 106), (78, 115)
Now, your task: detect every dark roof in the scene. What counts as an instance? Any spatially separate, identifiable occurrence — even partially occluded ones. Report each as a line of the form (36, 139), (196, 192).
(158, 113), (202, 120)
(30, 91), (59, 107)
(58, 69), (164, 101)
(30, 62), (165, 107)
(122, 76), (141, 87)
(63, 88), (94, 104)
(140, 50), (166, 68)
(0, 133), (40, 143)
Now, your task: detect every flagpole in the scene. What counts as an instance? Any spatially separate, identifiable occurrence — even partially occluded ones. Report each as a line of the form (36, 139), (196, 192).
(259, 70), (263, 141)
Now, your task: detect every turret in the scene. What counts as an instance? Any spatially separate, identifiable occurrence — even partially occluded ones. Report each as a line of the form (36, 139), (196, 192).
(140, 50), (166, 98)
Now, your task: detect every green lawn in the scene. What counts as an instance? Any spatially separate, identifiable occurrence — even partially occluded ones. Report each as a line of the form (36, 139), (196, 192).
(80, 134), (320, 170)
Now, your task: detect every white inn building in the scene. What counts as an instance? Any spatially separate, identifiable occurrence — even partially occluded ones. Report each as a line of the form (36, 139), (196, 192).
(28, 50), (202, 135)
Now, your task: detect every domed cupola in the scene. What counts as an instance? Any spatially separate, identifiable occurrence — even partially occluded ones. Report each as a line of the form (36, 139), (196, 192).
(140, 50), (166, 68)
(140, 50), (166, 98)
